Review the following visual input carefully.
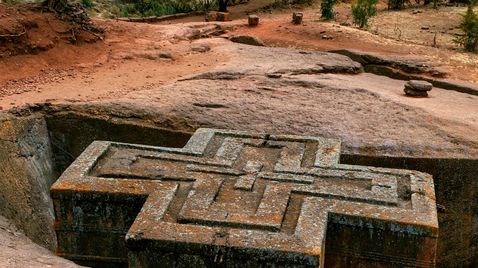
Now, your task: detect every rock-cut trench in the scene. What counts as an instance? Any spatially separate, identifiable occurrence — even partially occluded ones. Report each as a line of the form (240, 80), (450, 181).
(0, 106), (477, 268)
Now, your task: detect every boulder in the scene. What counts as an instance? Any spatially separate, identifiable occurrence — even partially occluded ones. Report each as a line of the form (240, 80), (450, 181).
(229, 35), (265, 46)
(404, 87), (429, 97)
(191, 44), (211, 53)
(404, 80), (433, 97)
(158, 51), (174, 60)
(405, 80), (433, 91)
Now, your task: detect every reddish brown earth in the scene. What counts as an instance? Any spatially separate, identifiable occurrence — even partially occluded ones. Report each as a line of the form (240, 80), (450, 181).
(1, 2), (477, 111)
(0, 3), (100, 58)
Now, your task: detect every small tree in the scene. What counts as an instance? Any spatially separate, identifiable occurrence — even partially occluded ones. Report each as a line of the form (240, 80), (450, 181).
(352, 0), (378, 28)
(44, 0), (68, 13)
(42, 0), (104, 40)
(455, 0), (478, 52)
(387, 0), (404, 10)
(321, 0), (336, 20)
(218, 0), (228, 12)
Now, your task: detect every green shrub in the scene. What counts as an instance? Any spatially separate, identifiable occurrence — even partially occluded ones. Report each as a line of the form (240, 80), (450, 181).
(81, 0), (94, 9)
(271, 0), (313, 7)
(454, 0), (478, 52)
(118, 0), (209, 18)
(387, 0), (404, 9)
(321, 0), (336, 20)
(449, 0), (472, 4)
(352, 0), (378, 28)
(293, 0), (314, 5)
(351, 0), (378, 28)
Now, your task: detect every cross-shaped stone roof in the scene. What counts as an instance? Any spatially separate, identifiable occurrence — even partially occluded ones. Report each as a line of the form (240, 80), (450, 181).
(51, 128), (438, 267)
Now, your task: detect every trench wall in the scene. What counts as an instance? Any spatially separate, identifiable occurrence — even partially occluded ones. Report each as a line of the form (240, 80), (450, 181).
(0, 114), (58, 250)
(341, 154), (478, 268)
(45, 113), (191, 174)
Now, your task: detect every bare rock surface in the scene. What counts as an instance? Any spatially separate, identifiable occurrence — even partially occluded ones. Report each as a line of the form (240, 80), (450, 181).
(191, 43), (211, 53)
(113, 39), (475, 158)
(329, 49), (447, 77)
(185, 38), (363, 79)
(27, 37), (473, 159)
(0, 215), (82, 268)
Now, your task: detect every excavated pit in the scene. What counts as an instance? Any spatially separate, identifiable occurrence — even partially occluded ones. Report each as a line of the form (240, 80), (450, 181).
(0, 105), (477, 267)
(0, 109), (191, 254)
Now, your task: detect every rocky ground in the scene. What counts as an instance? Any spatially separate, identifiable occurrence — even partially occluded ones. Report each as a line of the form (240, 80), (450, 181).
(0, 1), (478, 267)
(0, 215), (82, 267)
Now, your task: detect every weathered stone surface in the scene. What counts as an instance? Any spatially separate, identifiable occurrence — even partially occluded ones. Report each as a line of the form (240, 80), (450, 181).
(184, 39), (362, 79)
(266, 73), (282, 78)
(51, 128), (438, 267)
(0, 114), (58, 250)
(229, 35), (265, 46)
(340, 154), (478, 268)
(406, 80), (433, 91)
(158, 50), (174, 60)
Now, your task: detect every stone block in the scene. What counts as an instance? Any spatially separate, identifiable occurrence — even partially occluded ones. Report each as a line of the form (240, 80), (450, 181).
(205, 12), (217, 22)
(51, 128), (438, 267)
(216, 12), (230, 22)
(248, 15), (259, 26)
(292, 12), (303, 25)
